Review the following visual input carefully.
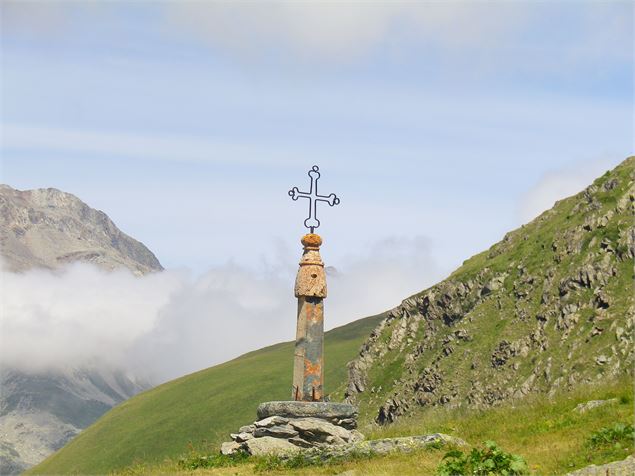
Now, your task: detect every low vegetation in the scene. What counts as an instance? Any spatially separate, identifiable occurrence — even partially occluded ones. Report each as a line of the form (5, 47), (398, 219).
(112, 378), (633, 475)
(436, 441), (528, 476)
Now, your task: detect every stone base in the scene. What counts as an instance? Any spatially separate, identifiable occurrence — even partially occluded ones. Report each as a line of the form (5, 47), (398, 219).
(257, 401), (358, 429)
(221, 401), (363, 456)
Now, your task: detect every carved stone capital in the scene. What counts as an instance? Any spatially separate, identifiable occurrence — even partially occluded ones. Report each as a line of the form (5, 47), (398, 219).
(294, 234), (327, 298)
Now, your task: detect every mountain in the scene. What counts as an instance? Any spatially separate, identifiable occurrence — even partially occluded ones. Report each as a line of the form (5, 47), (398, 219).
(0, 185), (162, 274)
(30, 158), (635, 475)
(0, 185), (163, 474)
(344, 157), (633, 422)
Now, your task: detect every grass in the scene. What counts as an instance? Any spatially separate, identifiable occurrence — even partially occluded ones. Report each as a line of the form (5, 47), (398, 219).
(30, 313), (384, 475)
(110, 377), (633, 475)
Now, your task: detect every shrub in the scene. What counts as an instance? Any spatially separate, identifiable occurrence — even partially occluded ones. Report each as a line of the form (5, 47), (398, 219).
(436, 441), (529, 476)
(587, 423), (634, 449)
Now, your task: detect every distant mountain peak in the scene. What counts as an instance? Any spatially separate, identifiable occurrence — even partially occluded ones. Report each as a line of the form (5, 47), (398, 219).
(0, 184), (163, 274)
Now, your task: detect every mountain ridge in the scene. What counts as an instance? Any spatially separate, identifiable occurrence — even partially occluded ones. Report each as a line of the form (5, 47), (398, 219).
(0, 184), (162, 274)
(0, 185), (162, 473)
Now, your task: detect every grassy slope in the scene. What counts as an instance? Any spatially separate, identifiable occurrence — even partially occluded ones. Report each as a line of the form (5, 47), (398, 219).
(31, 314), (383, 474)
(118, 377), (633, 475)
(346, 157), (634, 422)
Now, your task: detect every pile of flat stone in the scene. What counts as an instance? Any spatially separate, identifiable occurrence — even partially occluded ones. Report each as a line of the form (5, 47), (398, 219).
(221, 401), (364, 456)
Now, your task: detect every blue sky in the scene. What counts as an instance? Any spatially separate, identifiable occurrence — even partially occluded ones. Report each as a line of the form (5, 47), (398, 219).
(1, 1), (634, 377)
(2, 1), (633, 279)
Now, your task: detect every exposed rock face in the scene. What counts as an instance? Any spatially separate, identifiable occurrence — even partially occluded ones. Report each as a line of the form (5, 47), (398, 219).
(345, 157), (635, 424)
(0, 184), (163, 274)
(0, 184), (161, 473)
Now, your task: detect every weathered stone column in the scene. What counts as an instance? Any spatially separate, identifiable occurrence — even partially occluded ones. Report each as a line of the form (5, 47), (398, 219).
(292, 233), (327, 402)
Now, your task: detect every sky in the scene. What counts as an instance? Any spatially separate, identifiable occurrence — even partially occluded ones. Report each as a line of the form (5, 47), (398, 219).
(1, 1), (633, 382)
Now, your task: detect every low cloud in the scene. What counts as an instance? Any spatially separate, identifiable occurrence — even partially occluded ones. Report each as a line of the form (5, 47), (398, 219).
(0, 237), (442, 384)
(518, 157), (615, 223)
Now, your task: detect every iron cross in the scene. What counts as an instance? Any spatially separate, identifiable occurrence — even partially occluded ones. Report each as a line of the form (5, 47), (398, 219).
(289, 165), (340, 233)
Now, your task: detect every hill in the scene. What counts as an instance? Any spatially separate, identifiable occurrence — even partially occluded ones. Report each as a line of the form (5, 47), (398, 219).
(344, 157), (634, 424)
(29, 314), (383, 474)
(30, 157), (634, 475)
(0, 185), (162, 473)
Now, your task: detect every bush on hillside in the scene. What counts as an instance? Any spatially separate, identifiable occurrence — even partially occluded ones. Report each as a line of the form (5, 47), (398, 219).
(587, 423), (634, 450)
(436, 441), (528, 476)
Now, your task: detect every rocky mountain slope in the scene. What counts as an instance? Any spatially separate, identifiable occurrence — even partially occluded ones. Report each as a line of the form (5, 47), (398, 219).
(0, 185), (163, 473)
(0, 185), (162, 274)
(344, 157), (634, 424)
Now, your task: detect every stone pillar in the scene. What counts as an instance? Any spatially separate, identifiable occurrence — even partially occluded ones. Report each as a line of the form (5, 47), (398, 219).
(292, 233), (327, 402)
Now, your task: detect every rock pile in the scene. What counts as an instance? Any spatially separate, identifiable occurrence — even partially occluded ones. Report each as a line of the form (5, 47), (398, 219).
(221, 401), (364, 456)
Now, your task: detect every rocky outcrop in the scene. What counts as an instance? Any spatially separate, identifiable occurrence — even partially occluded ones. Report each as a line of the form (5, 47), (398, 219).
(573, 399), (619, 414)
(345, 157), (635, 424)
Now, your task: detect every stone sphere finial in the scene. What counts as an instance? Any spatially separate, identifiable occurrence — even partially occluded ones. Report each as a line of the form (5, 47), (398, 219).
(301, 233), (322, 249)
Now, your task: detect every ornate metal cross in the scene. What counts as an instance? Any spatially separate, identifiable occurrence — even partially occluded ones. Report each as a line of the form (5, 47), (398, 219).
(288, 165), (340, 233)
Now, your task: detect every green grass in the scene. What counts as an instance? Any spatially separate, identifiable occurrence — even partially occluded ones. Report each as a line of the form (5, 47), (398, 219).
(30, 313), (383, 475)
(112, 378), (633, 475)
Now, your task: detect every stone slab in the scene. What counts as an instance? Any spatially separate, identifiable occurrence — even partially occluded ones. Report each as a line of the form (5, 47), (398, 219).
(243, 436), (300, 456)
(220, 441), (242, 456)
(257, 401), (358, 420)
(254, 415), (289, 428)
(289, 417), (352, 442)
(253, 424), (299, 439)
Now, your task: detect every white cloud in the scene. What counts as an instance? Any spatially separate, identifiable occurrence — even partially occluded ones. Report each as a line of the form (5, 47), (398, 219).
(163, 2), (528, 63)
(162, 1), (631, 69)
(518, 157), (615, 223)
(5, 1), (629, 69)
(0, 237), (441, 383)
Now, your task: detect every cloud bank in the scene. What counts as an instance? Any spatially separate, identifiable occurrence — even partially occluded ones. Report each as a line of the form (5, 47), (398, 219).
(0, 237), (441, 383)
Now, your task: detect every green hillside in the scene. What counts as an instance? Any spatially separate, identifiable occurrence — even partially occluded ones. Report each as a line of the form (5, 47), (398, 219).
(345, 157), (634, 424)
(30, 314), (383, 474)
(31, 157), (634, 475)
